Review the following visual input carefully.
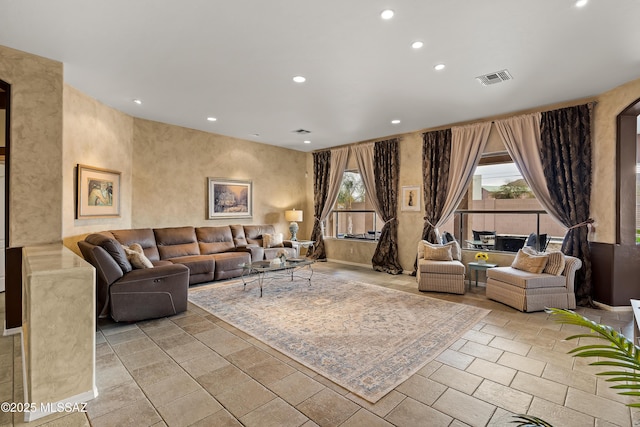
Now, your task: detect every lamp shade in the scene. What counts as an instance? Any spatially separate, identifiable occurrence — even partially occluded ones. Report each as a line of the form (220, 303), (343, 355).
(285, 209), (303, 222)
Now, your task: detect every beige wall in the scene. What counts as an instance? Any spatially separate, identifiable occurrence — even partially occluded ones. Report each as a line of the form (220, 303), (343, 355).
(325, 77), (640, 273)
(0, 45), (63, 247)
(131, 119), (309, 237)
(62, 85), (134, 251)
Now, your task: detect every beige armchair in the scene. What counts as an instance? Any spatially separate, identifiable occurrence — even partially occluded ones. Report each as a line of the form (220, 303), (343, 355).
(416, 240), (466, 294)
(486, 253), (582, 312)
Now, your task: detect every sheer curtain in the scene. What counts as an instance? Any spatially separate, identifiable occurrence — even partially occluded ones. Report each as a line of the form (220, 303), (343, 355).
(437, 122), (491, 228)
(309, 147), (349, 260)
(494, 113), (564, 222)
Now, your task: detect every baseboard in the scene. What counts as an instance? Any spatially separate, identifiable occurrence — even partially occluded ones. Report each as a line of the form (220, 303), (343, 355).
(593, 300), (632, 312)
(326, 259), (373, 269)
(22, 388), (97, 422)
(3, 321), (20, 336)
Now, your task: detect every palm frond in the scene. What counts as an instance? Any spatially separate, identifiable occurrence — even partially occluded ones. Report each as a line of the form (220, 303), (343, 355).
(510, 414), (554, 426)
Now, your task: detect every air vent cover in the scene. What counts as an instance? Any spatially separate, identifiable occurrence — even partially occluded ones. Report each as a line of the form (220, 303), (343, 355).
(293, 129), (311, 134)
(475, 69), (513, 86)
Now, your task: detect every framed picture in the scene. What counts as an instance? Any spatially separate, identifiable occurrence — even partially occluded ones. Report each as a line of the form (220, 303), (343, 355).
(401, 185), (421, 212)
(76, 164), (121, 219)
(208, 178), (253, 219)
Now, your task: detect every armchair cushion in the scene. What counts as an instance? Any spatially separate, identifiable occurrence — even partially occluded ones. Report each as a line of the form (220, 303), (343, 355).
(488, 267), (565, 289)
(418, 239), (461, 261)
(418, 259), (465, 275)
(522, 246), (565, 275)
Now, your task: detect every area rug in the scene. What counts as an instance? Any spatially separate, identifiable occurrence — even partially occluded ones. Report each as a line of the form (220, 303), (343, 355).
(188, 274), (490, 403)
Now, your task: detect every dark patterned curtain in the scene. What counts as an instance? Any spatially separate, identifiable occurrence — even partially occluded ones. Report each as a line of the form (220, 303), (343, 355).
(309, 150), (331, 260)
(413, 129), (451, 273)
(372, 139), (403, 274)
(421, 129), (452, 243)
(540, 103), (594, 306)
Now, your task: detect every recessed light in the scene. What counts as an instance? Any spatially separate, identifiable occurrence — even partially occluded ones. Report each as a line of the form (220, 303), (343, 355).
(251, 133), (260, 137)
(380, 9), (394, 20)
(206, 117), (217, 122)
(133, 99), (142, 105)
(434, 63), (446, 71)
(575, 0), (588, 7)
(304, 140), (311, 144)
(411, 41), (424, 49)
(391, 119), (401, 125)
(293, 76), (306, 83)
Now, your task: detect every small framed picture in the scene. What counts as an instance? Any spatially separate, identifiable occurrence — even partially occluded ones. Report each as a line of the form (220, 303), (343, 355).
(401, 185), (421, 212)
(76, 164), (121, 219)
(208, 178), (253, 219)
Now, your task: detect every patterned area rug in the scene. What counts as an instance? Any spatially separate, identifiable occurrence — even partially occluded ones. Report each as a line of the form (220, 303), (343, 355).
(188, 274), (490, 403)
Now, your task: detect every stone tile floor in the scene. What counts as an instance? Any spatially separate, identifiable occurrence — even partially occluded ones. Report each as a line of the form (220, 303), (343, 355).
(0, 261), (637, 426)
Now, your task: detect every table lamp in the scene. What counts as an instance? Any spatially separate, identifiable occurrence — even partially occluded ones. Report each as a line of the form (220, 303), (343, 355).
(285, 209), (303, 241)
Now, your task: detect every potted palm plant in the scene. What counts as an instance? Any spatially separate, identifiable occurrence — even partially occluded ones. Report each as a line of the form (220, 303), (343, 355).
(512, 307), (640, 426)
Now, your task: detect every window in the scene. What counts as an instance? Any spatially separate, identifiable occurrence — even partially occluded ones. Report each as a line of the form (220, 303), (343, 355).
(636, 133), (640, 243)
(455, 159), (567, 252)
(326, 171), (384, 240)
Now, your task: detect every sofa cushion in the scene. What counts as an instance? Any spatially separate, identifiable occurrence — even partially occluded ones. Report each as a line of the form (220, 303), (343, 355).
(166, 255), (215, 275)
(230, 224), (248, 246)
(418, 259), (465, 275)
(511, 249), (548, 274)
(263, 232), (284, 248)
(111, 228), (160, 261)
(211, 251), (251, 280)
(487, 266), (565, 289)
(196, 226), (236, 254)
(154, 226), (200, 259)
(85, 233), (132, 274)
(243, 225), (276, 246)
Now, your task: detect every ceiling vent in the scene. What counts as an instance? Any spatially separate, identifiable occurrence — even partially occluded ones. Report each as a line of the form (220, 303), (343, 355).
(293, 129), (311, 134)
(475, 69), (513, 86)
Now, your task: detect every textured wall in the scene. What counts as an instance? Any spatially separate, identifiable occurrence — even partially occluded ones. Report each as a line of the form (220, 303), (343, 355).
(591, 77), (640, 244)
(132, 119), (309, 237)
(0, 45), (63, 247)
(62, 85), (134, 252)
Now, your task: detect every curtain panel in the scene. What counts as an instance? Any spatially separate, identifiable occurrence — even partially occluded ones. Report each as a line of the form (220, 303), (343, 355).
(421, 129), (452, 244)
(372, 139), (403, 274)
(438, 122), (491, 227)
(540, 103), (594, 305)
(310, 147), (349, 260)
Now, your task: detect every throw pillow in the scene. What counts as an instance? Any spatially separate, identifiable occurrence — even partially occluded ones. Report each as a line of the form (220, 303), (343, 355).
(511, 249), (548, 274)
(263, 233), (284, 248)
(422, 239), (461, 261)
(122, 244), (154, 269)
(422, 244), (453, 261)
(543, 251), (566, 275)
(522, 247), (565, 276)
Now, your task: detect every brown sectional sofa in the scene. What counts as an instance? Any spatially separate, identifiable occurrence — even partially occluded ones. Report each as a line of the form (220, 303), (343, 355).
(78, 224), (296, 322)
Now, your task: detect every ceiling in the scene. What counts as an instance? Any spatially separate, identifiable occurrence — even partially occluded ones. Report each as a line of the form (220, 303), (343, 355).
(1, 0), (639, 151)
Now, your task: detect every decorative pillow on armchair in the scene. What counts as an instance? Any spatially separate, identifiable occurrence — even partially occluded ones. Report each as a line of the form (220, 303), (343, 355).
(263, 233), (284, 248)
(421, 239), (461, 261)
(422, 244), (453, 261)
(523, 246), (565, 275)
(511, 249), (548, 274)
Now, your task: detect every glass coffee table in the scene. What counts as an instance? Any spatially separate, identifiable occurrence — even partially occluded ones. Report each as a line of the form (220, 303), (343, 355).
(240, 258), (314, 297)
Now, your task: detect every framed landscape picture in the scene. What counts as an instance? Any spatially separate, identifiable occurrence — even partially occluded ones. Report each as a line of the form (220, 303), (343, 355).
(208, 178), (253, 219)
(76, 164), (121, 219)
(401, 185), (421, 212)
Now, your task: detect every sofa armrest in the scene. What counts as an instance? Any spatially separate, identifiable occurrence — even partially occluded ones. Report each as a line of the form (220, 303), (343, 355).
(234, 244), (264, 262)
(562, 256), (582, 292)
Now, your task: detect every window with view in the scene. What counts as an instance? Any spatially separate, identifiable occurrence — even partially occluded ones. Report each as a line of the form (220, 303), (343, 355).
(454, 161), (567, 252)
(326, 171), (384, 240)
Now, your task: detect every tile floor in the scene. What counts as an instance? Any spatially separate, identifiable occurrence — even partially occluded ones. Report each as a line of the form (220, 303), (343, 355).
(0, 262), (637, 426)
